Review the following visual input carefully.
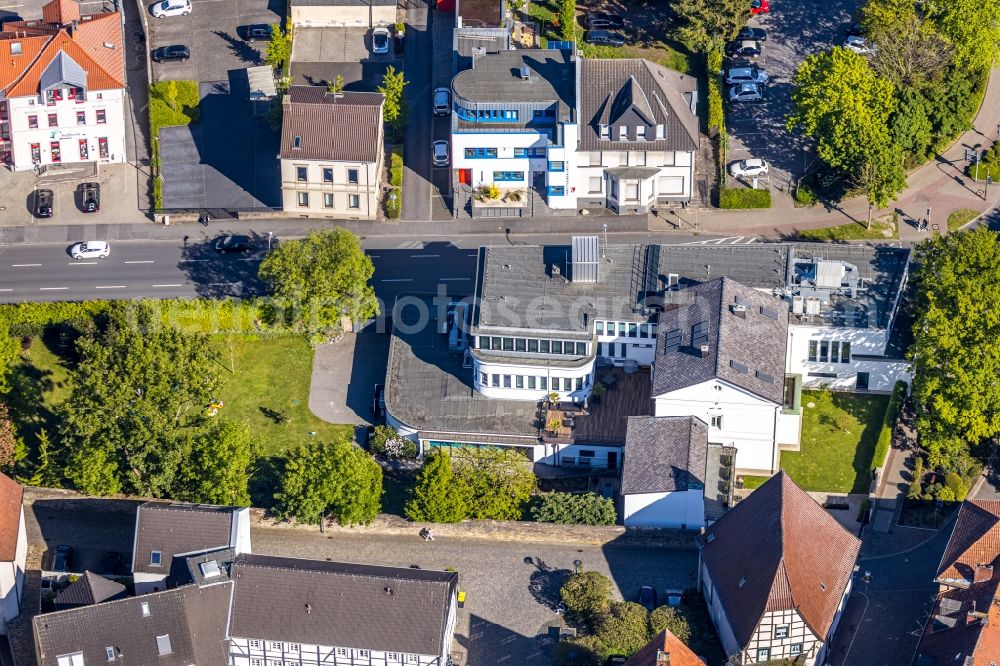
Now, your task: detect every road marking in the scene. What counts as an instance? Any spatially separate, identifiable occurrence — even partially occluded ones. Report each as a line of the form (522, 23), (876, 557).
(12, 263), (41, 267)
(381, 278), (413, 282)
(441, 277), (470, 281)
(39, 287), (68, 291)
(179, 258), (209, 262)
(207, 282), (240, 287)
(68, 261), (100, 265)
(411, 254), (440, 258)
(95, 285), (127, 290)
(0, 289), (12, 292)
(124, 260), (155, 264)
(152, 284), (182, 288)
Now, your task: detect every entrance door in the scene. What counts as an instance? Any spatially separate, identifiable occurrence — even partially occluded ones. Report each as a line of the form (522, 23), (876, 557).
(856, 372), (870, 390)
(607, 451), (618, 470)
(458, 168), (471, 185)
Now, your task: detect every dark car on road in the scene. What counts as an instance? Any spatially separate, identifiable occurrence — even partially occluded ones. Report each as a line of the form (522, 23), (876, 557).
(101, 551), (124, 576)
(737, 26), (767, 42)
(53, 545), (73, 572)
(241, 24), (271, 41)
(638, 585), (656, 611)
(584, 29), (626, 46)
(34, 188), (53, 218)
(372, 383), (385, 418)
(151, 44), (190, 62)
(214, 234), (254, 254)
(726, 39), (762, 59)
(80, 182), (100, 212)
(586, 12), (624, 29)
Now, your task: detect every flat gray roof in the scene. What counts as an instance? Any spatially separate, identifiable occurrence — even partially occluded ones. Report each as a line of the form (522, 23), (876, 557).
(451, 49), (575, 114)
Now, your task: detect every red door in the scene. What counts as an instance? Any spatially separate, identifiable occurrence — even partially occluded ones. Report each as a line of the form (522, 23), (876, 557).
(458, 168), (471, 185)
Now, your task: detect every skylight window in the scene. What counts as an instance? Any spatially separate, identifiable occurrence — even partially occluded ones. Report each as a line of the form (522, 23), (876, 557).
(293, 135), (302, 149)
(10, 42), (21, 55)
(199, 560), (221, 578)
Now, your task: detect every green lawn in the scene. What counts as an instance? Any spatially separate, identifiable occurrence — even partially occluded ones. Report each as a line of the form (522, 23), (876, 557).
(780, 390), (890, 493)
(947, 208), (980, 232)
(208, 336), (353, 456)
(796, 217), (897, 242)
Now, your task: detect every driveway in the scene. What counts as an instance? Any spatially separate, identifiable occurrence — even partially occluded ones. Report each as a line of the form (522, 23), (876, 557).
(725, 0), (861, 195)
(309, 327), (391, 426)
(290, 26), (398, 90)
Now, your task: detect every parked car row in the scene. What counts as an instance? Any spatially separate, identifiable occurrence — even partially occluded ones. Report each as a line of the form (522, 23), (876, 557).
(33, 182), (100, 218)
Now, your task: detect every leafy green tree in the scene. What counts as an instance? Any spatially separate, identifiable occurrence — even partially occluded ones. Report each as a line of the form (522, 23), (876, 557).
(0, 324), (18, 394)
(923, 71), (980, 142)
(258, 229), (378, 337)
(926, 0), (1000, 73)
(673, 0), (747, 51)
(274, 439), (382, 526)
(909, 228), (1000, 471)
(404, 450), (467, 522)
(595, 601), (651, 656)
(558, 0), (576, 42)
(378, 66), (408, 140)
(59, 319), (221, 497)
(890, 89), (934, 161)
(649, 605), (691, 643)
(560, 571), (613, 623)
(907, 455), (924, 499)
(265, 20), (292, 74)
(866, 10), (952, 89)
(369, 425), (417, 459)
(531, 492), (616, 525)
(26, 429), (59, 487)
(856, 142), (907, 212)
(788, 48), (898, 175)
(553, 636), (605, 666)
(179, 420), (259, 506)
(451, 447), (535, 520)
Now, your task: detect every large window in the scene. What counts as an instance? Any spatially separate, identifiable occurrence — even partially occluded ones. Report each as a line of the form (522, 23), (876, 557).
(323, 193), (334, 208)
(547, 161), (565, 172)
(589, 176), (602, 193)
(547, 185), (565, 196)
(348, 194), (360, 209)
(808, 340), (818, 362)
(49, 141), (61, 163)
(347, 168), (359, 184)
(78, 139), (87, 160)
(513, 147), (546, 158)
(456, 107), (518, 123)
(98, 137), (109, 158)
(296, 166), (307, 181)
(820, 341), (829, 362)
(494, 171), (524, 182)
(47, 112), (57, 127)
(296, 191), (309, 207)
(76, 110), (85, 125)
(96, 108), (106, 124)
(464, 147), (497, 158)
(322, 167), (333, 183)
(27, 115), (37, 128)
(756, 648), (770, 663)
(774, 625), (789, 639)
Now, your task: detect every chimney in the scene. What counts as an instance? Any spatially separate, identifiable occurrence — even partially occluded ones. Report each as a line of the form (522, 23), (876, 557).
(656, 650), (671, 666)
(699, 344), (710, 358)
(730, 304), (747, 318)
(974, 563), (993, 584)
(69, 19), (77, 38)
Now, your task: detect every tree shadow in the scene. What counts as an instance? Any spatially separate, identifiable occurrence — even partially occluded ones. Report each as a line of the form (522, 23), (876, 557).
(259, 406), (288, 424)
(249, 455), (284, 510)
(212, 30), (264, 66)
(527, 558), (572, 612)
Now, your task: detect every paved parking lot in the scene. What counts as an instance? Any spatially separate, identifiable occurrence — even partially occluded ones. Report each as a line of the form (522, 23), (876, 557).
(290, 26), (399, 90)
(725, 0), (860, 193)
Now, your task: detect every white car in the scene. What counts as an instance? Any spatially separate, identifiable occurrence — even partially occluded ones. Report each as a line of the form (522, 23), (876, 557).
(728, 82), (764, 103)
(725, 66), (769, 85)
(432, 140), (449, 167)
(372, 27), (391, 54)
(151, 0), (190, 17)
(843, 35), (874, 54)
(729, 158), (769, 179)
(433, 87), (451, 116)
(70, 241), (110, 260)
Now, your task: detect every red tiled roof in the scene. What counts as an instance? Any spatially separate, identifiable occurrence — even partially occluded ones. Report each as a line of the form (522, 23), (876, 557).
(74, 13), (124, 83)
(915, 567), (1000, 665)
(42, 0), (80, 25)
(0, 472), (23, 562)
(625, 629), (703, 666)
(938, 500), (1000, 583)
(701, 472), (861, 647)
(5, 32), (122, 97)
(0, 36), (50, 90)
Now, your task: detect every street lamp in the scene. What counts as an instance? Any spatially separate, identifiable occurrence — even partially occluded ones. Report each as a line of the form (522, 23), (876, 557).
(573, 559), (583, 574)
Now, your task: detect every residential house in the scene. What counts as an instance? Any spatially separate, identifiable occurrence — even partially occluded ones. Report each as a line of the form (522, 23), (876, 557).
(279, 85), (385, 220)
(698, 472), (861, 665)
(912, 499), (1000, 665)
(575, 58), (699, 213)
(131, 501), (250, 594)
(289, 0), (396, 28)
(52, 571), (126, 611)
(625, 627), (704, 666)
(0, 0), (126, 170)
(0, 471), (25, 634)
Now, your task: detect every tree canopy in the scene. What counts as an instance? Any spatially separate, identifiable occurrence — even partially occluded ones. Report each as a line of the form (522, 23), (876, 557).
(274, 438), (383, 526)
(909, 227), (1000, 472)
(404, 449), (467, 523)
(258, 228), (378, 337)
(560, 571), (614, 624)
(378, 66), (408, 139)
(672, 0), (747, 51)
(178, 420), (259, 506)
(451, 447), (536, 520)
(925, 0), (1000, 73)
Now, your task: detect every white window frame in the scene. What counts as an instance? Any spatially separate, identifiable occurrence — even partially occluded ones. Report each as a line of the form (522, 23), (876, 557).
(149, 550), (162, 566)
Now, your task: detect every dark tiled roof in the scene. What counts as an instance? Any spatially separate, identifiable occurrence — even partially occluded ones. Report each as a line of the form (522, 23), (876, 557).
(621, 416), (707, 494)
(625, 628), (704, 666)
(937, 500), (1000, 583)
(701, 472), (861, 647)
(291, 0), (393, 4)
(34, 582), (233, 666)
(133, 502), (237, 576)
(229, 554), (457, 656)
(915, 566), (1000, 666)
(0, 472), (21, 561)
(451, 49), (575, 121)
(53, 571), (126, 610)
(280, 86), (384, 161)
(579, 58), (698, 152)
(651, 278), (788, 403)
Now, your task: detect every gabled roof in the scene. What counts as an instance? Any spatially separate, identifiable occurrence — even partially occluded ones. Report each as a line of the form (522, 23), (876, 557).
(915, 567), (1000, 666)
(39, 50), (86, 90)
(701, 471), (861, 647)
(0, 472), (22, 561)
(228, 553), (457, 656)
(4, 31), (123, 96)
(42, 0), (80, 25)
(280, 85), (384, 162)
(53, 571), (126, 610)
(33, 582), (233, 666)
(651, 277), (788, 404)
(625, 628), (703, 666)
(621, 416), (707, 495)
(579, 58), (699, 152)
(133, 502), (241, 576)
(937, 500), (1000, 584)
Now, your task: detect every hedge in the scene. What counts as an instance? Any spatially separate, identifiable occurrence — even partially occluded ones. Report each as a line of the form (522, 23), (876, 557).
(707, 76), (724, 134)
(389, 147), (403, 187)
(719, 187), (771, 209)
(872, 381), (908, 472)
(384, 187), (401, 219)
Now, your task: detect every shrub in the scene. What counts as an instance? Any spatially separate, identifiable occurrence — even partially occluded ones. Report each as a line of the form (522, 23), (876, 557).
(451, 447), (536, 520)
(794, 183), (818, 206)
(384, 187), (401, 219)
(531, 492), (616, 525)
(481, 183), (501, 200)
(706, 47), (723, 76)
(390, 148), (403, 187)
(872, 381), (907, 471)
(560, 571), (613, 623)
(707, 76), (724, 134)
(944, 472), (969, 502)
(152, 175), (163, 211)
(907, 456), (924, 499)
(553, 636), (604, 666)
(719, 188), (771, 209)
(595, 601), (651, 656)
(405, 450), (468, 523)
(649, 605), (691, 643)
(369, 425), (416, 459)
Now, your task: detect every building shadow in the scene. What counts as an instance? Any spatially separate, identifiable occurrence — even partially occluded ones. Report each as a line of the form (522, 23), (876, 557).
(455, 613), (557, 665)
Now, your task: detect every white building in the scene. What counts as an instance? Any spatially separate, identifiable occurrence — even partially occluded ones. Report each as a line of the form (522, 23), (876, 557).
(279, 86), (385, 220)
(0, 0), (126, 171)
(698, 471), (860, 665)
(130, 501), (251, 594)
(0, 472), (26, 634)
(289, 0), (396, 28)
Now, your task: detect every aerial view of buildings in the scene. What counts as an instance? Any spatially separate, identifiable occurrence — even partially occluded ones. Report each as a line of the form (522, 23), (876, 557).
(0, 0), (994, 664)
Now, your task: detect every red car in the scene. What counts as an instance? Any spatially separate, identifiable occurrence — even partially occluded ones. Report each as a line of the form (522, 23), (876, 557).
(750, 0), (770, 14)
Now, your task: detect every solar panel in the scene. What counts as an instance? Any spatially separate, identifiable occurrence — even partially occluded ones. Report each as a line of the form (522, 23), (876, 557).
(735, 295), (753, 308)
(730, 360), (749, 374)
(664, 328), (683, 353)
(756, 370), (774, 384)
(760, 306), (780, 320)
(691, 321), (709, 346)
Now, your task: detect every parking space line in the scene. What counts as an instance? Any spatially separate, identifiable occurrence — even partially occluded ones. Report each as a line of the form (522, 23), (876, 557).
(411, 254), (440, 258)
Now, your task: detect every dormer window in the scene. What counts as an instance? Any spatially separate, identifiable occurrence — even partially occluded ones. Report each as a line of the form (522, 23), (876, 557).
(655, 124), (665, 139)
(618, 125), (627, 140)
(599, 124), (609, 139)
(636, 126), (646, 140)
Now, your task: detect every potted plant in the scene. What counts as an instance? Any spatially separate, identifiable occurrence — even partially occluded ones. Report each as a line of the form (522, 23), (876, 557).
(548, 391), (560, 405)
(546, 418), (562, 434)
(591, 382), (607, 404)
